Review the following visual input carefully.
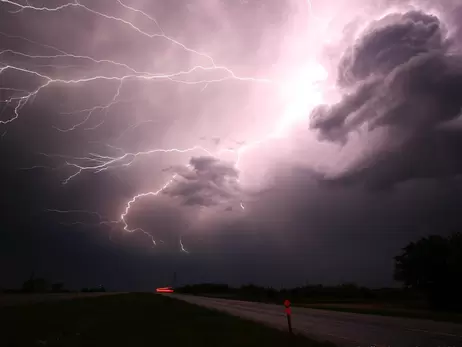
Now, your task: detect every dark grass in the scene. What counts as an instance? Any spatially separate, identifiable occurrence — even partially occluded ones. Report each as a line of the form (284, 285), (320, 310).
(0, 293), (333, 347)
(302, 304), (462, 324)
(191, 293), (462, 324)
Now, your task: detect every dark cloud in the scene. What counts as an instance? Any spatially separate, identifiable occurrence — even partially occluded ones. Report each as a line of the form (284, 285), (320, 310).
(310, 10), (462, 186)
(309, 79), (382, 143)
(333, 130), (462, 188)
(163, 156), (240, 207)
(338, 11), (447, 87)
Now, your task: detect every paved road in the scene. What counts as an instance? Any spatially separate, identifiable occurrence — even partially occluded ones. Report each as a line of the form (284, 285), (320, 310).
(172, 295), (462, 347)
(0, 292), (120, 307)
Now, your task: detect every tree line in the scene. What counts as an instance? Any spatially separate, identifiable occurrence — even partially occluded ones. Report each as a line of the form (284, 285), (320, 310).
(178, 232), (462, 312)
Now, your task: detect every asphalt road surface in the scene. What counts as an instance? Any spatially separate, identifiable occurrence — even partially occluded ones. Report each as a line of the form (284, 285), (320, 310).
(172, 294), (462, 347)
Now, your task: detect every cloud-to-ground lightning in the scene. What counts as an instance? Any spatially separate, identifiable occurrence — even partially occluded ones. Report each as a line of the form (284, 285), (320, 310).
(0, 0), (330, 250)
(179, 236), (189, 253)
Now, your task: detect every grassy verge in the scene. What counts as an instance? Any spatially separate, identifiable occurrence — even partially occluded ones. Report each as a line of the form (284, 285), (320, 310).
(0, 293), (333, 347)
(302, 303), (462, 323)
(184, 293), (462, 324)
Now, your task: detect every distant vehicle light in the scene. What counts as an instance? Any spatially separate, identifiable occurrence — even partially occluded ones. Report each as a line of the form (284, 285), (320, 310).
(156, 287), (174, 293)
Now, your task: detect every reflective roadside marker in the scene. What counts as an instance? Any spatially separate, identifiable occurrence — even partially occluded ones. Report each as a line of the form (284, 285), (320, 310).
(284, 299), (292, 334)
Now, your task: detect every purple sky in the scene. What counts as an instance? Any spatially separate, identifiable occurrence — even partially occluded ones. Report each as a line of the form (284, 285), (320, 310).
(1, 0), (462, 290)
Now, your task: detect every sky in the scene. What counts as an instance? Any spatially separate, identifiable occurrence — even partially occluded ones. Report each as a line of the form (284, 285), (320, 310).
(1, 0), (462, 291)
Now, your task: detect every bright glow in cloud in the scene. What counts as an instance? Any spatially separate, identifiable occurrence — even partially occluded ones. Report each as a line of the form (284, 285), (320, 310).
(274, 62), (328, 137)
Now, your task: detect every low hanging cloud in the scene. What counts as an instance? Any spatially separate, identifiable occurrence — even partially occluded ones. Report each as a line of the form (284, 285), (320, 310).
(310, 10), (462, 187)
(163, 156), (241, 207)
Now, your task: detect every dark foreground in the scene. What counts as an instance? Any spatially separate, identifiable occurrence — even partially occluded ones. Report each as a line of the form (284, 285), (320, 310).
(173, 294), (462, 347)
(0, 292), (118, 307)
(0, 293), (330, 347)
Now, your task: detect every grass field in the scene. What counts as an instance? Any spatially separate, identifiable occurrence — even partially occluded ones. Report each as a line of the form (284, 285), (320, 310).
(0, 293), (333, 347)
(303, 303), (462, 323)
(191, 293), (462, 324)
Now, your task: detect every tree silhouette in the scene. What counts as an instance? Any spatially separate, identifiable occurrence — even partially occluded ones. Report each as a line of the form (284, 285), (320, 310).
(22, 278), (50, 293)
(394, 233), (462, 311)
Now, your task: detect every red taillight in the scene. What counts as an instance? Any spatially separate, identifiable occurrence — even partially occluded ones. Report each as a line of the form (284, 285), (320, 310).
(156, 287), (174, 293)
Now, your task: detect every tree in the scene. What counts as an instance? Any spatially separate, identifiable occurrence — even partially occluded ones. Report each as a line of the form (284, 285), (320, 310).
(394, 233), (462, 311)
(22, 278), (50, 293)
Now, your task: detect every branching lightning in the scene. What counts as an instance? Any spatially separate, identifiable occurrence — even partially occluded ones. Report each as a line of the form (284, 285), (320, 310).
(1, 0), (328, 251)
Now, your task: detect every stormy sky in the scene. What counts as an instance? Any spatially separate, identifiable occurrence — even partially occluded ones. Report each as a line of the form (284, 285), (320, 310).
(1, 0), (462, 290)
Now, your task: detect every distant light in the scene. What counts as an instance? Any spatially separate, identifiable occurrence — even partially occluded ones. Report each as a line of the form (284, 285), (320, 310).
(156, 287), (174, 293)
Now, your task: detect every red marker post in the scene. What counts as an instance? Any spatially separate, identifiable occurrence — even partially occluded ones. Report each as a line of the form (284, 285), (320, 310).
(284, 299), (293, 334)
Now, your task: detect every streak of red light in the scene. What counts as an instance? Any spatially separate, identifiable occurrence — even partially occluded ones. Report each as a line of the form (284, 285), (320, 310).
(156, 287), (174, 293)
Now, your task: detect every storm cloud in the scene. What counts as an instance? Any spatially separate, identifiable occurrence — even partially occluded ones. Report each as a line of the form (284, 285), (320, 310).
(310, 10), (462, 187)
(338, 11), (448, 87)
(163, 156), (240, 207)
(2, 0), (462, 291)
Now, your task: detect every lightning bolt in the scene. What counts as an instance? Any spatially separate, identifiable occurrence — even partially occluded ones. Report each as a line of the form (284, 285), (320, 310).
(49, 146), (213, 185)
(44, 209), (121, 237)
(179, 236), (189, 254)
(1, 0), (328, 249)
(0, 0), (270, 127)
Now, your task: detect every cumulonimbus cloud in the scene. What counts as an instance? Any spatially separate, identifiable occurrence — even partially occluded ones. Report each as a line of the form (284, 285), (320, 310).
(163, 156), (241, 207)
(309, 10), (462, 187)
